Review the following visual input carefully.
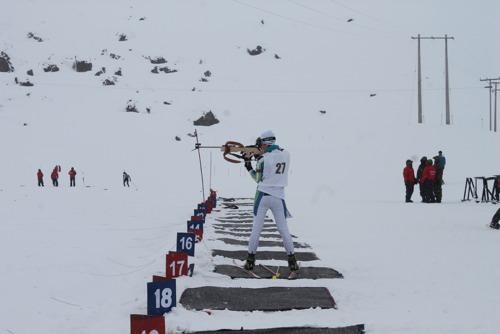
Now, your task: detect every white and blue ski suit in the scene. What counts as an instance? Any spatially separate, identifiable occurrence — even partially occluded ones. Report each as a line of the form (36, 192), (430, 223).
(247, 145), (294, 255)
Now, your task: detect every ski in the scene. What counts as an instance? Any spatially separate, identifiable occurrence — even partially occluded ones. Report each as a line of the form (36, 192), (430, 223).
(287, 270), (299, 280)
(232, 259), (261, 278)
(259, 264), (281, 279)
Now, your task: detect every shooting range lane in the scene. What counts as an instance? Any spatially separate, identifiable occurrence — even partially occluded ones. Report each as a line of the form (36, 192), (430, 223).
(180, 286), (336, 311)
(178, 197), (363, 333)
(216, 237), (310, 248)
(214, 230), (298, 239)
(189, 325), (365, 334)
(211, 249), (319, 261)
(215, 218), (274, 223)
(213, 223), (275, 229)
(214, 226), (279, 232)
(213, 264), (344, 280)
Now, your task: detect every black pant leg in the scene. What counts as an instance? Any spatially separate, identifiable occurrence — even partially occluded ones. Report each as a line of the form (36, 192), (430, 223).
(492, 209), (500, 224)
(423, 181), (432, 202)
(405, 183), (414, 202)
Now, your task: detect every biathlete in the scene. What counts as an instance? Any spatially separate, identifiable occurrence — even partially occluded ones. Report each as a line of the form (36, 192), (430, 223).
(243, 130), (299, 274)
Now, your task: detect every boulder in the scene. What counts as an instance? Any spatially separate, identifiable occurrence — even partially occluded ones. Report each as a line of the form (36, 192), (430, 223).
(193, 111), (220, 126)
(43, 64), (59, 72)
(95, 67), (106, 76)
(73, 60), (92, 72)
(125, 101), (139, 113)
(0, 52), (14, 72)
(102, 79), (115, 86)
(247, 45), (264, 56)
(27, 32), (43, 42)
(149, 56), (167, 64)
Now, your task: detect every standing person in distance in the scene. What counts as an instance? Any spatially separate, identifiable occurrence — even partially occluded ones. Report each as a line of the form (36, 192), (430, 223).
(437, 151), (446, 170)
(403, 160), (416, 203)
(37, 169), (44, 187)
(437, 150), (446, 183)
(51, 166), (59, 187)
(68, 167), (77, 187)
(420, 159), (436, 203)
(433, 156), (443, 203)
(123, 171), (131, 187)
(416, 156), (427, 202)
(242, 130), (298, 276)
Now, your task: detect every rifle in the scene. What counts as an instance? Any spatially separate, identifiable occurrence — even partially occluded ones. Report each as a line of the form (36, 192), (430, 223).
(195, 141), (263, 163)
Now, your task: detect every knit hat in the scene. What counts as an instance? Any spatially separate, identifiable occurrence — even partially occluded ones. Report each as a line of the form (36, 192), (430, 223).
(259, 130), (276, 145)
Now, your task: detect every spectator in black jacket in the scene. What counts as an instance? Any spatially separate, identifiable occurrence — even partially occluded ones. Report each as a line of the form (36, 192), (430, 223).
(416, 156), (427, 202)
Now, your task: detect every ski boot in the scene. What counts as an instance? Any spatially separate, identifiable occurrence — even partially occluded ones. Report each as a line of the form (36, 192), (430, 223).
(287, 254), (299, 279)
(490, 221), (500, 230)
(244, 253), (256, 270)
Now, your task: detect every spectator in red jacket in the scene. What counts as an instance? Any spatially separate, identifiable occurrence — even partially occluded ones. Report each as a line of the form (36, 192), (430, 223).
(37, 169), (44, 187)
(68, 167), (77, 187)
(420, 159), (437, 203)
(51, 166), (59, 187)
(403, 159), (416, 203)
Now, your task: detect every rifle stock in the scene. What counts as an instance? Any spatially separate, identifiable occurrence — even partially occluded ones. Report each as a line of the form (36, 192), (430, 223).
(196, 141), (263, 163)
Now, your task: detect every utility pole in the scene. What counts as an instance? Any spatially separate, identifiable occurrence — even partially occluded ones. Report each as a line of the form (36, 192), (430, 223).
(411, 34), (423, 123)
(444, 35), (451, 125)
(495, 82), (499, 132)
(411, 35), (454, 124)
(480, 77), (500, 131)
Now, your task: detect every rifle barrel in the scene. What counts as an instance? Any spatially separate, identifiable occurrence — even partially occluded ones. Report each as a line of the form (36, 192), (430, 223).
(197, 146), (223, 149)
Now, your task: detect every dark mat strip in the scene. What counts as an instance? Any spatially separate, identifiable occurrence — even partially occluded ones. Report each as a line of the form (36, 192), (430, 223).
(213, 223), (274, 229)
(180, 286), (336, 311)
(216, 218), (273, 223)
(221, 215), (255, 218)
(190, 324), (365, 334)
(213, 226), (278, 232)
(217, 238), (310, 248)
(213, 264), (343, 279)
(214, 230), (297, 239)
(212, 250), (319, 261)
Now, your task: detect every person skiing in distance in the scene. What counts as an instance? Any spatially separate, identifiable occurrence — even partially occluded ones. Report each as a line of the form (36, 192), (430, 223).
(403, 160), (416, 203)
(416, 156), (427, 202)
(51, 166), (59, 187)
(123, 171), (131, 187)
(37, 169), (44, 187)
(490, 208), (500, 229)
(243, 130), (298, 275)
(420, 159), (436, 203)
(68, 167), (77, 187)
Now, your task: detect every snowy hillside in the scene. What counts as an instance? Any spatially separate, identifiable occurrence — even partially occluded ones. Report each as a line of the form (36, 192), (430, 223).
(1, 0), (499, 333)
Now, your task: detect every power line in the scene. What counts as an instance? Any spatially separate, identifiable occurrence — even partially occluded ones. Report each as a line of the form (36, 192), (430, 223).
(328, 0), (399, 26)
(288, 0), (405, 37)
(287, 0), (347, 24)
(230, 0), (359, 36)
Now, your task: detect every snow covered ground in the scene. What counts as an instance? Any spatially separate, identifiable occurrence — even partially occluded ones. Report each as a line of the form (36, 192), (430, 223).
(1, 0), (499, 333)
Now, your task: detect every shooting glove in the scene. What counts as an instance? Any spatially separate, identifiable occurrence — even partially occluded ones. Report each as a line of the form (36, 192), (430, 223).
(244, 161), (253, 171)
